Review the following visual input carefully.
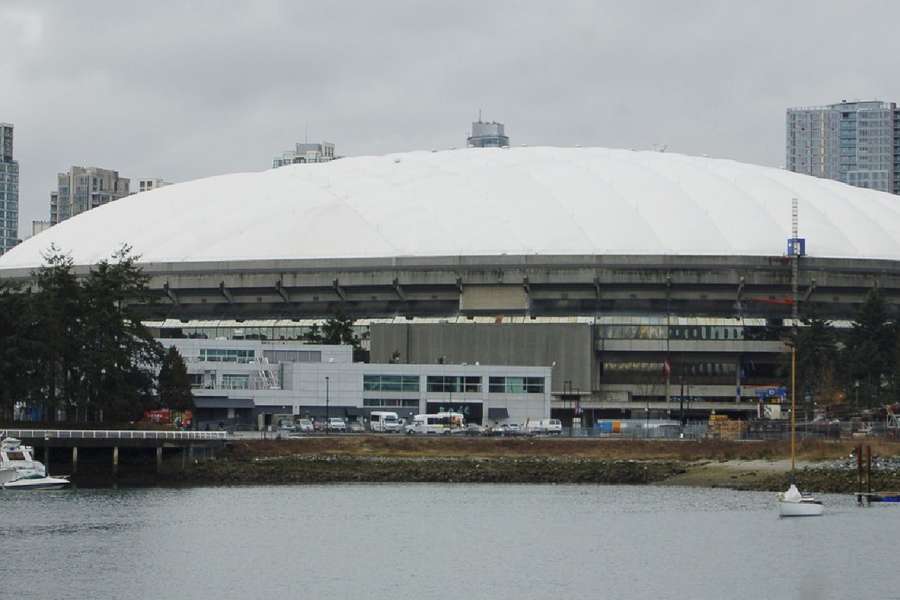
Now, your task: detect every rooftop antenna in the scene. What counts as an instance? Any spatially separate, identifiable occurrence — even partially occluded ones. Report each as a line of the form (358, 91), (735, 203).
(304, 122), (308, 144)
(478, 108), (482, 122)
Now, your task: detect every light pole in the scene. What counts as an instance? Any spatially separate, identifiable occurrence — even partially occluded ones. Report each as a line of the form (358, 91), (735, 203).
(325, 376), (330, 435)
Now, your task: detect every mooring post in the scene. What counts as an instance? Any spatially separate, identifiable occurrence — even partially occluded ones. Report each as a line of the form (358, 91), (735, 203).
(866, 445), (872, 495)
(112, 446), (119, 477)
(71, 446), (78, 475)
(156, 447), (163, 473)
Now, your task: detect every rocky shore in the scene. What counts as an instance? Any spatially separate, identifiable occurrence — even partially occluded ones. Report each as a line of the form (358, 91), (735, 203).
(66, 437), (900, 492)
(164, 455), (685, 485)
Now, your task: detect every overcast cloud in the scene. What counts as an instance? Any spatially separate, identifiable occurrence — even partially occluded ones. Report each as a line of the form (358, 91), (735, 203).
(3, 0), (900, 231)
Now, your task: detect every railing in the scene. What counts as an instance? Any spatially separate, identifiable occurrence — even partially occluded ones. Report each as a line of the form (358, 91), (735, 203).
(1, 429), (228, 441)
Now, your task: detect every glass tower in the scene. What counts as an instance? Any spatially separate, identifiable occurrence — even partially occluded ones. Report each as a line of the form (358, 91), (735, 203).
(0, 123), (19, 254)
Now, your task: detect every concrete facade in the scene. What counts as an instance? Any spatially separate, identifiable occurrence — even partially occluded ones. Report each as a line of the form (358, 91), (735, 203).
(467, 120), (509, 147)
(787, 100), (899, 193)
(138, 178), (171, 193)
(50, 166), (130, 225)
(272, 142), (336, 168)
(161, 338), (551, 429)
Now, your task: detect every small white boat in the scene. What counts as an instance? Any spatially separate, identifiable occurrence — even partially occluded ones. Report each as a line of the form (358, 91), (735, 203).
(778, 484), (824, 517)
(0, 434), (70, 490)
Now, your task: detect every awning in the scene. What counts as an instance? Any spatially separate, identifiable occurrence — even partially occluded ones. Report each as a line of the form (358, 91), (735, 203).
(193, 397), (254, 409)
(487, 408), (509, 419)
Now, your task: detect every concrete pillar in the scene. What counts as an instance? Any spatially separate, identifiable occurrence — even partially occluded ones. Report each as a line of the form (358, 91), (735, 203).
(735, 355), (742, 403)
(44, 445), (50, 468)
(112, 446), (119, 477)
(188, 445), (195, 464)
(181, 446), (187, 471)
(71, 446), (78, 475)
(156, 447), (163, 473)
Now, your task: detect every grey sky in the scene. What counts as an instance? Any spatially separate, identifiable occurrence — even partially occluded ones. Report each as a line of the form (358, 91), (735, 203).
(3, 0), (900, 231)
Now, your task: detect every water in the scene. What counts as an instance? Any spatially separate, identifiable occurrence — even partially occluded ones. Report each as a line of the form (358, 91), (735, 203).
(2, 484), (898, 600)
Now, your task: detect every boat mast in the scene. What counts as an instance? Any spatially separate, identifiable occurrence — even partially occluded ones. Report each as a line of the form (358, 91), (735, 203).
(790, 198), (800, 477)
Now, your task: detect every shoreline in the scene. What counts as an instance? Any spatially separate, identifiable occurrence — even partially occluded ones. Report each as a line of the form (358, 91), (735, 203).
(50, 437), (900, 492)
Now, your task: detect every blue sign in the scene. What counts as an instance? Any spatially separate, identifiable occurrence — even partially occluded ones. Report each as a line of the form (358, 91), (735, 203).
(754, 387), (787, 399)
(786, 238), (806, 257)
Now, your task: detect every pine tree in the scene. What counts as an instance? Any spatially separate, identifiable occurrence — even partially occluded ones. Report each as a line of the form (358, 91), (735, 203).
(844, 289), (895, 408)
(321, 310), (359, 347)
(158, 346), (194, 411)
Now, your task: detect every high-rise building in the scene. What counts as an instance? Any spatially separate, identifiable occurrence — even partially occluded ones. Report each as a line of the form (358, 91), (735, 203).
(272, 142), (336, 168)
(467, 119), (509, 148)
(0, 123), (19, 254)
(50, 166), (130, 225)
(137, 178), (172, 193)
(31, 220), (51, 237)
(787, 100), (899, 193)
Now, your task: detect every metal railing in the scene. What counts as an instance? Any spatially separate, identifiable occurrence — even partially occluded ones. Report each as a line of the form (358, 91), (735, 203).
(1, 429), (228, 441)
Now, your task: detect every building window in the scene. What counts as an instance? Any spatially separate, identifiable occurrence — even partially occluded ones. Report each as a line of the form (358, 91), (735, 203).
(488, 376), (544, 393)
(363, 398), (419, 407)
(363, 375), (420, 392)
(199, 348), (255, 363)
(426, 375), (481, 393)
(221, 374), (249, 389)
(263, 350), (322, 363)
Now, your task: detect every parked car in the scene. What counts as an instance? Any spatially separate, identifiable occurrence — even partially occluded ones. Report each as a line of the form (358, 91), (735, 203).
(327, 417), (347, 432)
(465, 423), (485, 436)
(278, 422), (297, 434)
(295, 418), (315, 433)
(313, 419), (327, 432)
(492, 423), (525, 436)
(348, 420), (365, 433)
(525, 418), (563, 435)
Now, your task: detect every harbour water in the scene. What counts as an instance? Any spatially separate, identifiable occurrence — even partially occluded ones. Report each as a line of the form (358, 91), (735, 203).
(1, 484), (897, 600)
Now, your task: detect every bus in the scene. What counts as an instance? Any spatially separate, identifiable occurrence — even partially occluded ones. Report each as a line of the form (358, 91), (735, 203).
(405, 412), (465, 435)
(369, 411), (402, 433)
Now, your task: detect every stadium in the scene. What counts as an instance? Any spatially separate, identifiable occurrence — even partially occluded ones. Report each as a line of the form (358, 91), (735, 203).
(3, 146), (900, 421)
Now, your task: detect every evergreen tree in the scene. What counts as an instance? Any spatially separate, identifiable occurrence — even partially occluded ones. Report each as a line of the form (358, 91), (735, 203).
(32, 247), (84, 423)
(843, 289), (895, 408)
(79, 245), (164, 422)
(303, 323), (323, 344)
(794, 310), (838, 419)
(158, 346), (194, 410)
(321, 310), (359, 347)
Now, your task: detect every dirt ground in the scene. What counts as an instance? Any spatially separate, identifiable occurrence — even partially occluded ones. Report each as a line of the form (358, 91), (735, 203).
(233, 435), (900, 462)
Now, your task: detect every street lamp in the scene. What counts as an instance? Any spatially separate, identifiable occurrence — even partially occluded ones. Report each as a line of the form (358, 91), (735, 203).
(325, 376), (330, 435)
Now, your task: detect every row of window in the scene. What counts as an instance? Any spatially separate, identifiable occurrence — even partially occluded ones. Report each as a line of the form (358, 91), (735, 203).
(488, 377), (545, 394)
(364, 374), (420, 392)
(199, 348), (256, 363)
(426, 376), (481, 393)
(364, 374), (546, 394)
(363, 398), (420, 407)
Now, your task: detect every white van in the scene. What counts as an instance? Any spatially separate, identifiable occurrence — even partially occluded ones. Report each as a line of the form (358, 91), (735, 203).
(405, 412), (465, 435)
(369, 411), (402, 433)
(525, 418), (563, 435)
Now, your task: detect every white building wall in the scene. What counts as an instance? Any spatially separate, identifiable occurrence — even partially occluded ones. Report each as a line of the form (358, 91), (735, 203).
(160, 338), (551, 424)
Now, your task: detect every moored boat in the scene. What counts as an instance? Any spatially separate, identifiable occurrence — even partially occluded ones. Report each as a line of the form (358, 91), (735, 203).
(0, 433), (70, 490)
(778, 484), (824, 517)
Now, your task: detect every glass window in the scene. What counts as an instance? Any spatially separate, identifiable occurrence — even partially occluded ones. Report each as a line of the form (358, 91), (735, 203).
(221, 374), (249, 389)
(364, 375), (419, 392)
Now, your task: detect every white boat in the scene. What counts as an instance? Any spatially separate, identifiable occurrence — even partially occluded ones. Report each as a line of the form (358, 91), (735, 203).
(0, 434), (70, 490)
(778, 484), (824, 517)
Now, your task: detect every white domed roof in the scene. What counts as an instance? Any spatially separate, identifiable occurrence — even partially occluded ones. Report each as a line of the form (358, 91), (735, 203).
(3, 146), (900, 270)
